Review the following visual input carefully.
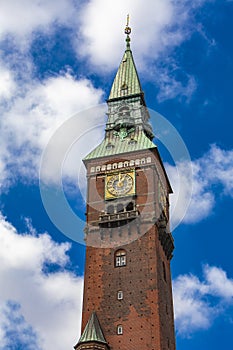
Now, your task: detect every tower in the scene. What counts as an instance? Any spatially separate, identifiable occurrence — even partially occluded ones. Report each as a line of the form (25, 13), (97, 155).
(75, 22), (176, 350)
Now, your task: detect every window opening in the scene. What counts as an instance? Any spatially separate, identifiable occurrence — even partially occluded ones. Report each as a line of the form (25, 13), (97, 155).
(115, 250), (127, 267)
(117, 291), (123, 300)
(163, 262), (167, 282)
(107, 205), (114, 214)
(117, 325), (123, 335)
(126, 202), (134, 211)
(117, 203), (124, 213)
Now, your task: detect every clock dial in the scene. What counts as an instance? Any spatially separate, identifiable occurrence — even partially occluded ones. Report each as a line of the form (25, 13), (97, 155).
(105, 171), (135, 199)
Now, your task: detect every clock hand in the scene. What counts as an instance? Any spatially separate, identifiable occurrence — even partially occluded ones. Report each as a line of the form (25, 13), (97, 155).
(118, 174), (126, 187)
(118, 173), (123, 187)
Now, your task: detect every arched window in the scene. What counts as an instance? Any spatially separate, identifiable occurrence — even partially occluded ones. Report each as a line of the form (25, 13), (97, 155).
(126, 202), (134, 211)
(119, 105), (130, 117)
(141, 158), (146, 164)
(115, 249), (126, 267)
(117, 203), (124, 213)
(107, 205), (114, 214)
(129, 160), (135, 166)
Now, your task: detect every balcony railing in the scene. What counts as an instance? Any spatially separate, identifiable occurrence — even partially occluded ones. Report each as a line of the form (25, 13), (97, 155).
(99, 210), (139, 224)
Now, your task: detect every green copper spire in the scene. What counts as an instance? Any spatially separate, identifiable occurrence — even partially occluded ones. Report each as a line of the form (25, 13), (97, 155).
(83, 19), (155, 162)
(108, 17), (143, 100)
(76, 312), (107, 345)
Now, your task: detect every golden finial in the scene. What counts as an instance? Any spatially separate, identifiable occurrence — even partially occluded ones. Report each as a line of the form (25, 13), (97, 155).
(125, 14), (131, 35)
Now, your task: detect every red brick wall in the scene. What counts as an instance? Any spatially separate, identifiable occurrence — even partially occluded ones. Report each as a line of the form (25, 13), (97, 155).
(81, 149), (176, 350)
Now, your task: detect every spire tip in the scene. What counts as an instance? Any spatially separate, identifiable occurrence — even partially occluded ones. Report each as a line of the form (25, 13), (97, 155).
(124, 14), (131, 49)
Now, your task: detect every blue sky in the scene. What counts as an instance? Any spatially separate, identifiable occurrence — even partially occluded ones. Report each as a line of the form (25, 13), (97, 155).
(0, 0), (233, 349)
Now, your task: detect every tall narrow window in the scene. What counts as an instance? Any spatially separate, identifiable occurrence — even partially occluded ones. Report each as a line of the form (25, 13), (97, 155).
(163, 262), (167, 282)
(115, 249), (126, 267)
(117, 325), (123, 335)
(117, 290), (123, 300)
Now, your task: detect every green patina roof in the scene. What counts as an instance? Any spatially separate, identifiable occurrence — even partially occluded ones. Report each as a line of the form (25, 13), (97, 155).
(108, 38), (143, 100)
(78, 312), (107, 344)
(84, 131), (156, 161)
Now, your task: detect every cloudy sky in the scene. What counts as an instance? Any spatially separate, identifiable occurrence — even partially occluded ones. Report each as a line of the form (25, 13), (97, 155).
(0, 0), (233, 349)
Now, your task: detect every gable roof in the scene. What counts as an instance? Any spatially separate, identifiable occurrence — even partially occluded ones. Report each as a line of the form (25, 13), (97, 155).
(77, 312), (107, 345)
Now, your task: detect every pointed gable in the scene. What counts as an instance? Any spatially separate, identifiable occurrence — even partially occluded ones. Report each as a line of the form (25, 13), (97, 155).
(77, 312), (107, 345)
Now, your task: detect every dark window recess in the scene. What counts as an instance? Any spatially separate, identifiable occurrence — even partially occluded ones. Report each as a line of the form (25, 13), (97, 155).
(163, 262), (167, 282)
(117, 203), (124, 212)
(126, 202), (134, 211)
(107, 205), (114, 214)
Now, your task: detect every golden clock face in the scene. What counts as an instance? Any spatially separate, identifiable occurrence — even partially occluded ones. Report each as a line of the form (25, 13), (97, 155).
(105, 171), (135, 199)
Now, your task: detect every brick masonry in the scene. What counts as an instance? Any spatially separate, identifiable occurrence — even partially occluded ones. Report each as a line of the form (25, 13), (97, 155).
(81, 148), (176, 350)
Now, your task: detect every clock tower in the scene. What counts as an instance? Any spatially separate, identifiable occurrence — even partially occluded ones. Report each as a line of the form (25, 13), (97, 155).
(74, 22), (176, 350)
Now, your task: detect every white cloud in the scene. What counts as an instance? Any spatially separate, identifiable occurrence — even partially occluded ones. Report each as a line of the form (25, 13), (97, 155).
(77, 0), (211, 100)
(156, 69), (197, 103)
(78, 0), (199, 70)
(0, 69), (104, 190)
(167, 144), (233, 226)
(204, 265), (233, 300)
(78, 0), (172, 70)
(0, 213), (83, 350)
(0, 65), (16, 100)
(0, 0), (214, 103)
(0, 0), (76, 47)
(173, 264), (233, 336)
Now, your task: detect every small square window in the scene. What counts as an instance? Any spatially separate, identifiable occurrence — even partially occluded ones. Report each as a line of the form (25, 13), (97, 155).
(117, 325), (123, 335)
(117, 291), (123, 300)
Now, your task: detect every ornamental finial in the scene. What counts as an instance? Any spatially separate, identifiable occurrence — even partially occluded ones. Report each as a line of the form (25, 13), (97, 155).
(125, 14), (131, 49)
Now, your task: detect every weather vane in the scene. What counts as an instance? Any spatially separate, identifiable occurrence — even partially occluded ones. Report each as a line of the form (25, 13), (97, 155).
(125, 14), (131, 35)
